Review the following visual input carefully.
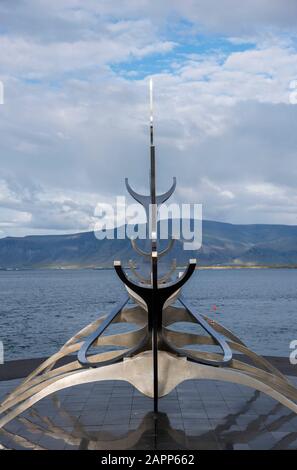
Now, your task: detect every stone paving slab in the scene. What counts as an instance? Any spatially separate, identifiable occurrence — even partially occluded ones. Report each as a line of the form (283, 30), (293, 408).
(0, 376), (297, 449)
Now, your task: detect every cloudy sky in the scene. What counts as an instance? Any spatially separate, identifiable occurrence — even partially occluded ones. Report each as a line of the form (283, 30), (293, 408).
(0, 0), (297, 237)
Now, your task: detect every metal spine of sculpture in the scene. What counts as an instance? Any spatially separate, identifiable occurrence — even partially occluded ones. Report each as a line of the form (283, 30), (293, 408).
(120, 78), (196, 412)
(0, 81), (297, 435)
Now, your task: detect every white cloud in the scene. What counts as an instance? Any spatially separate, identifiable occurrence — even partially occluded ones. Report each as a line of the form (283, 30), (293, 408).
(0, 1), (297, 235)
(0, 34), (175, 79)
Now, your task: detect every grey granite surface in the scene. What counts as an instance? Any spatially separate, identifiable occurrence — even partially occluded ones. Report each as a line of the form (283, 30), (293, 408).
(1, 376), (297, 450)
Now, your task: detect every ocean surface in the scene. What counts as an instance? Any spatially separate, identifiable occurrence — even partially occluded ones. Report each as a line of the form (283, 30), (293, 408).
(0, 268), (296, 360)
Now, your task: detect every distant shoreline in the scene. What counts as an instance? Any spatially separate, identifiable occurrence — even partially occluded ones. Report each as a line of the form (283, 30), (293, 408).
(1, 264), (297, 271)
(1, 221), (297, 269)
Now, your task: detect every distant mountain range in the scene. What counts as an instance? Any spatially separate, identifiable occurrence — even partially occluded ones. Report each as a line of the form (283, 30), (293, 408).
(1, 220), (297, 269)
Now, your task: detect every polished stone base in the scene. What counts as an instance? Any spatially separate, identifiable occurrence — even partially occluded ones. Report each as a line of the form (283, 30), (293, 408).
(1, 376), (297, 450)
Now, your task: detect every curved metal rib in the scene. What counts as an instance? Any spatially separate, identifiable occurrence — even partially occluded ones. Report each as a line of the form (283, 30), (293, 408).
(177, 295), (233, 366)
(125, 177), (176, 214)
(162, 311), (292, 394)
(131, 238), (175, 258)
(161, 332), (231, 367)
(131, 239), (150, 257)
(0, 350), (130, 413)
(228, 339), (287, 380)
(162, 305), (193, 325)
(162, 326), (287, 380)
(158, 259), (177, 284)
(130, 238), (175, 259)
(125, 178), (150, 210)
(78, 331), (149, 369)
(181, 348), (297, 402)
(2, 306), (148, 406)
(202, 314), (246, 346)
(158, 238), (175, 257)
(128, 260), (150, 284)
(6, 323), (148, 406)
(78, 295), (129, 367)
(156, 177), (176, 205)
(4, 348), (296, 411)
(1, 351), (297, 431)
(114, 259), (196, 304)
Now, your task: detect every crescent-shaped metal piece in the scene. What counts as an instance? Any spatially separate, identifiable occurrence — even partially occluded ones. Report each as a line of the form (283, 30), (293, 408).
(130, 237), (175, 259)
(125, 178), (150, 209)
(130, 239), (150, 257)
(158, 238), (175, 257)
(128, 260), (151, 284)
(125, 177), (176, 210)
(158, 259), (177, 284)
(114, 260), (196, 297)
(156, 177), (177, 205)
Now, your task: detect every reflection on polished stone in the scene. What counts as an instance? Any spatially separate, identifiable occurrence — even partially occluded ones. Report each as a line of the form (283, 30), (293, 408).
(0, 378), (297, 450)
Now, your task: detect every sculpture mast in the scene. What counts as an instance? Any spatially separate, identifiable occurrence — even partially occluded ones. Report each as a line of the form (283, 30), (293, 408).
(149, 78), (157, 240)
(149, 78), (159, 413)
(118, 79), (192, 414)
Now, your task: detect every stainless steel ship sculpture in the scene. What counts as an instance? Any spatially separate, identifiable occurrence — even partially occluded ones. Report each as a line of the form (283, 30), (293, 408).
(0, 80), (297, 433)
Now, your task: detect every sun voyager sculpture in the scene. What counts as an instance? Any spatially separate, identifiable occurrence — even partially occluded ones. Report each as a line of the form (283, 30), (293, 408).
(0, 80), (296, 438)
